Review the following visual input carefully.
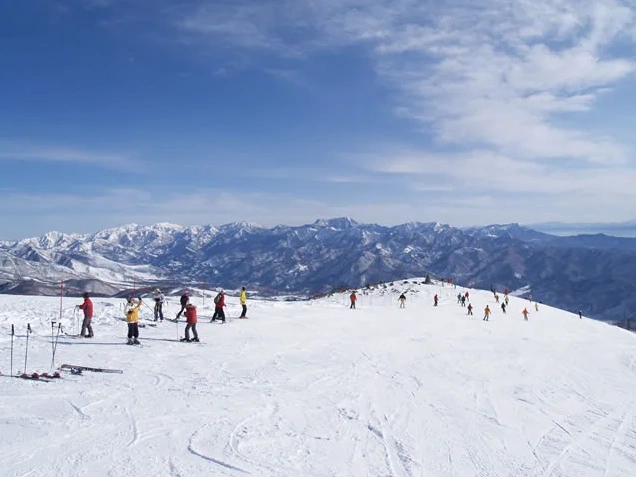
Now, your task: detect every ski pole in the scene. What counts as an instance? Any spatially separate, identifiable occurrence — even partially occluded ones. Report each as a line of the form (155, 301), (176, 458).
(10, 324), (14, 377)
(50, 323), (61, 372)
(51, 321), (56, 355)
(24, 323), (32, 374)
(176, 317), (179, 341)
(73, 306), (79, 336)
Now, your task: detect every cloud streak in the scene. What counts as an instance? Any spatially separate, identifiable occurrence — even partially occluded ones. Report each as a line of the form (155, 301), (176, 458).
(0, 140), (141, 171)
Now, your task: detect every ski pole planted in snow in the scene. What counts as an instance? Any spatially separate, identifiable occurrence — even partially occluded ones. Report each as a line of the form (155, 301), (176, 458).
(50, 323), (61, 372)
(51, 321), (56, 355)
(10, 324), (14, 377)
(24, 323), (32, 374)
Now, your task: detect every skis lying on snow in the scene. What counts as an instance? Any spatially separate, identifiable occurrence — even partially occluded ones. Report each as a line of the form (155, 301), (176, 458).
(59, 364), (123, 374)
(138, 322), (157, 328)
(0, 371), (58, 382)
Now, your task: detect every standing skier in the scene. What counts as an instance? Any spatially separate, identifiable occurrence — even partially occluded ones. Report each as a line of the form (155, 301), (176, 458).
(126, 298), (142, 345)
(153, 289), (165, 321)
(501, 302), (507, 314)
(175, 292), (190, 320)
(181, 303), (199, 342)
(522, 308), (530, 321)
(483, 305), (491, 321)
(349, 291), (357, 309)
(399, 293), (406, 308)
(77, 292), (94, 338)
(240, 287), (248, 318)
(467, 303), (473, 315)
(211, 289), (226, 323)
(434, 294), (438, 307)
(578, 310), (582, 319)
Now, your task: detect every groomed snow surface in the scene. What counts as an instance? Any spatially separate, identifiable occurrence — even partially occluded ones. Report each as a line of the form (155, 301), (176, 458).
(1, 281), (635, 477)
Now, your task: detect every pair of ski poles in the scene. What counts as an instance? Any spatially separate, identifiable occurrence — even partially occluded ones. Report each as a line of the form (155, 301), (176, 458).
(9, 322), (62, 376)
(9, 323), (32, 376)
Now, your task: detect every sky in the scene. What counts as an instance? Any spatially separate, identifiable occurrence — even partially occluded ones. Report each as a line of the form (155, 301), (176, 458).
(1, 0), (636, 239)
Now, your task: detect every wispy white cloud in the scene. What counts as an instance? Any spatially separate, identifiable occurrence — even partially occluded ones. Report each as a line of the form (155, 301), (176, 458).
(175, 0), (636, 166)
(169, 0), (636, 224)
(0, 140), (141, 171)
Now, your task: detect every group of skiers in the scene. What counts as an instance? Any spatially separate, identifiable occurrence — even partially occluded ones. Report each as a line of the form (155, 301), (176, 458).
(75, 286), (249, 345)
(345, 285), (543, 323)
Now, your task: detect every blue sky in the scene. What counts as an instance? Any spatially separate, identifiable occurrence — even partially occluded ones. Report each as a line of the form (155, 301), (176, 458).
(1, 0), (636, 239)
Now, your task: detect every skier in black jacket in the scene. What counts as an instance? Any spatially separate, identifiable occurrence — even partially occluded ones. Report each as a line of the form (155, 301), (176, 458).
(175, 293), (190, 319)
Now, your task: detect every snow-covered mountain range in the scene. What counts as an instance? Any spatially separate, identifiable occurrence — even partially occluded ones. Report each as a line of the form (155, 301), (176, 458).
(1, 218), (635, 322)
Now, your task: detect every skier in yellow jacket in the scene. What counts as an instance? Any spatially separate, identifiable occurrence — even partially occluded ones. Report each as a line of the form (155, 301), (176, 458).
(125, 298), (142, 345)
(483, 305), (491, 321)
(239, 287), (248, 319)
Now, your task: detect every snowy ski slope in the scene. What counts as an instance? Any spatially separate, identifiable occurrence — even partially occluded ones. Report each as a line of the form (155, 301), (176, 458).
(0, 281), (635, 477)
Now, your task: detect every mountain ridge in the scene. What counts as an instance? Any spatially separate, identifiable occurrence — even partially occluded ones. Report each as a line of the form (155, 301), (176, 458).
(0, 218), (635, 322)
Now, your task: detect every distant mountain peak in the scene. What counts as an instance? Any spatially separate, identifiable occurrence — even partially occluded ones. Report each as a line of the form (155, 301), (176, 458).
(313, 217), (358, 229)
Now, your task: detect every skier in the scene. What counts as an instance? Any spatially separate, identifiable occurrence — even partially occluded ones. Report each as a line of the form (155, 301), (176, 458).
(461, 295), (466, 307)
(483, 305), (491, 321)
(350, 291), (357, 309)
(211, 289), (226, 323)
(504, 295), (509, 305)
(464, 291), (469, 301)
(457, 292), (462, 304)
(433, 294), (438, 307)
(467, 303), (473, 316)
(175, 292), (190, 320)
(125, 298), (142, 345)
(501, 302), (506, 314)
(504, 288), (509, 296)
(240, 287), (248, 318)
(77, 292), (94, 338)
(522, 308), (530, 321)
(494, 294), (500, 303)
(153, 289), (165, 321)
(399, 293), (406, 309)
(578, 310), (582, 319)
(534, 302), (539, 312)
(181, 303), (199, 342)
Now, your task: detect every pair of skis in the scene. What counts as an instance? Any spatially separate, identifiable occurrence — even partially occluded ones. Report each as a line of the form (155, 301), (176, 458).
(59, 364), (123, 374)
(0, 371), (60, 382)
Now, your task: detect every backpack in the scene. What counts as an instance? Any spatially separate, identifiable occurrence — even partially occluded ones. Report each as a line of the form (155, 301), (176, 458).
(214, 293), (222, 304)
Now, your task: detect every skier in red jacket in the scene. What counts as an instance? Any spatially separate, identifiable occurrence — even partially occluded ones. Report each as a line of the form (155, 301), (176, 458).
(211, 290), (226, 323)
(77, 292), (94, 338)
(181, 303), (199, 342)
(350, 291), (357, 309)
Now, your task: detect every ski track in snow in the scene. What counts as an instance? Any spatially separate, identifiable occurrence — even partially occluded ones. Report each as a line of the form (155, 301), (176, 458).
(0, 286), (635, 476)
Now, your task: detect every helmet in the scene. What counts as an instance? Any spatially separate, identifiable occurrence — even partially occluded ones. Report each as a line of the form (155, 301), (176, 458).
(154, 289), (161, 294)
(220, 289), (224, 293)
(82, 292), (90, 298)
